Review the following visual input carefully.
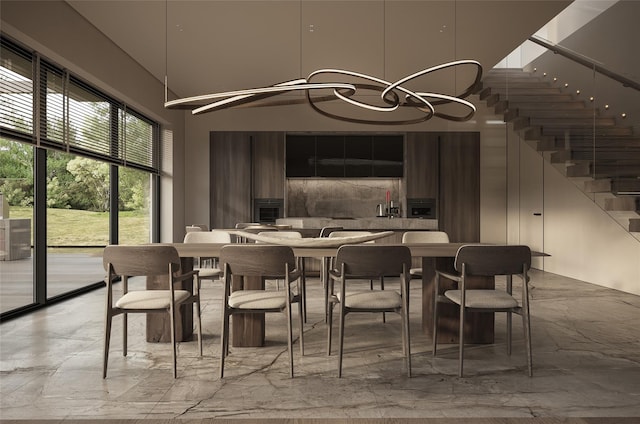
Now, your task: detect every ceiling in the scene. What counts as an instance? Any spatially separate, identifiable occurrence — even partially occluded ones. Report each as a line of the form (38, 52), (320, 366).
(66, 0), (572, 105)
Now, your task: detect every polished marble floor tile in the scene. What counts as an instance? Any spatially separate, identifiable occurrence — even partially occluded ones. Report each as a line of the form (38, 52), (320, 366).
(1, 270), (639, 420)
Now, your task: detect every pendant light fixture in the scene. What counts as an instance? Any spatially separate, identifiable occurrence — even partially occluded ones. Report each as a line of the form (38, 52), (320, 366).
(163, 1), (482, 125)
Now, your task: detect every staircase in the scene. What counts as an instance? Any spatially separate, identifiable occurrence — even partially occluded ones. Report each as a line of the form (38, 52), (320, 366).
(479, 68), (640, 235)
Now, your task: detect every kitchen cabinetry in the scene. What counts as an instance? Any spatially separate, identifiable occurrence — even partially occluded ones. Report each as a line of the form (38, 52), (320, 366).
(439, 133), (480, 243)
(210, 132), (252, 229)
(252, 133), (285, 199)
(405, 132), (439, 199)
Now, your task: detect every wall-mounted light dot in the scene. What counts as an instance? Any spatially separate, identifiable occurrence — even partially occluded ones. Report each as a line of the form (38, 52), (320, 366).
(564, 83), (569, 88)
(543, 72), (547, 77)
(621, 113), (627, 118)
(533, 68), (538, 72)
(589, 96), (594, 101)
(553, 77), (557, 82)
(605, 104), (610, 109)
(576, 90), (581, 95)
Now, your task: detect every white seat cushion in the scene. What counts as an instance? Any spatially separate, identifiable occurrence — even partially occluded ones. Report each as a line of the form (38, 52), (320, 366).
(116, 290), (191, 310)
(339, 290), (402, 309)
(444, 289), (518, 309)
(197, 268), (223, 278)
(229, 290), (287, 310)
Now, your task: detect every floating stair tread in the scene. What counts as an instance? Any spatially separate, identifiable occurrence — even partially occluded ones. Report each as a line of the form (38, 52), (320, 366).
(604, 197), (640, 212)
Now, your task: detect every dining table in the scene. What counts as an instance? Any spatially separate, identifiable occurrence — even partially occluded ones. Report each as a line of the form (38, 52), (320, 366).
(147, 240), (546, 347)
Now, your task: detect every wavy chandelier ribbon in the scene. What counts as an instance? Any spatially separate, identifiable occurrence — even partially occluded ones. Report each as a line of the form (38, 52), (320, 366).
(164, 59), (483, 125)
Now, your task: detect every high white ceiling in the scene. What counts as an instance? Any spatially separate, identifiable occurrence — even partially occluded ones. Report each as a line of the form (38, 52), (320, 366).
(67, 0), (572, 102)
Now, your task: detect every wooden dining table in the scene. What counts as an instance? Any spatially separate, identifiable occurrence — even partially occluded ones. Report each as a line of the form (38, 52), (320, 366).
(147, 242), (545, 347)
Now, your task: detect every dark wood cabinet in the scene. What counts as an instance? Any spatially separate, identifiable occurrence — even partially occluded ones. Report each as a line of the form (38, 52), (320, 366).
(252, 133), (285, 199)
(405, 132), (439, 199)
(438, 133), (480, 243)
(210, 132), (252, 229)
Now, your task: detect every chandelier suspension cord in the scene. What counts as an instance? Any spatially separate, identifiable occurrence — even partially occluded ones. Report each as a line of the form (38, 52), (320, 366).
(383, 0), (386, 81)
(164, 0), (168, 103)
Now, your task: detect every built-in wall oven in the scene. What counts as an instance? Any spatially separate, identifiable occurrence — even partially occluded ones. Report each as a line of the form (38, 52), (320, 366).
(254, 198), (284, 224)
(406, 198), (437, 219)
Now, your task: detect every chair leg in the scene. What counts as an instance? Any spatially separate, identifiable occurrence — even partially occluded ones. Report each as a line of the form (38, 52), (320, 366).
(403, 305), (412, 378)
(103, 312), (112, 379)
(298, 299), (305, 357)
(523, 310), (533, 377)
(507, 311), (512, 356)
(170, 307), (178, 379)
(122, 313), (128, 357)
(300, 259), (307, 323)
(195, 299), (203, 357)
(338, 307), (346, 378)
(323, 258), (329, 323)
(458, 304), (465, 378)
(326, 302), (334, 356)
(286, 303), (294, 378)
(432, 296), (439, 357)
(220, 310), (229, 379)
(380, 277), (386, 323)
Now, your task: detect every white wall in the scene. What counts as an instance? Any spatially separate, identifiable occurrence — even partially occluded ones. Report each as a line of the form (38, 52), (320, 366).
(511, 135), (640, 296)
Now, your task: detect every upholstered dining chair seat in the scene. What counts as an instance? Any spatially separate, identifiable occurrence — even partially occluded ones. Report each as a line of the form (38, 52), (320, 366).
(338, 290), (403, 310)
(444, 289), (519, 309)
(115, 290), (192, 310)
(228, 290), (287, 310)
(197, 268), (223, 278)
(409, 267), (422, 277)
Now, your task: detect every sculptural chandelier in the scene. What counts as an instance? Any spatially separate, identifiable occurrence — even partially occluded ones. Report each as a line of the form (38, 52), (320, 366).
(164, 60), (483, 125)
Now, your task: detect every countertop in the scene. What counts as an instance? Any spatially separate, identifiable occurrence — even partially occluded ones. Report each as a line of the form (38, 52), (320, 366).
(275, 217), (438, 230)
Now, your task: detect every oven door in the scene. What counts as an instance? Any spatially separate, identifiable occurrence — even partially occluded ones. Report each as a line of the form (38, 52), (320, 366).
(253, 198), (284, 224)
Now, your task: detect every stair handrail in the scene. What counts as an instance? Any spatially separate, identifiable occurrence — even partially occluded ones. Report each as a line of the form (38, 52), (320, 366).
(528, 35), (640, 92)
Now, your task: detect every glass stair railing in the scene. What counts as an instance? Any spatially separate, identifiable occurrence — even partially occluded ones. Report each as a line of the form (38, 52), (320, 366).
(480, 37), (640, 238)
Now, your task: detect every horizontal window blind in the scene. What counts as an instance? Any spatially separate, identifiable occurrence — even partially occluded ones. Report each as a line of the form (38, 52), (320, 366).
(0, 39), (34, 138)
(1, 37), (159, 173)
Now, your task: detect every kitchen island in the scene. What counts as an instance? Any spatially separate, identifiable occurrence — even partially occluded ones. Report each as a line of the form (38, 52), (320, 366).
(275, 217), (438, 231)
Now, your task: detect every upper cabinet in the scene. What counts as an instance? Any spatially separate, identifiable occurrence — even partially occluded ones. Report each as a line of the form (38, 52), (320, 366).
(286, 134), (404, 178)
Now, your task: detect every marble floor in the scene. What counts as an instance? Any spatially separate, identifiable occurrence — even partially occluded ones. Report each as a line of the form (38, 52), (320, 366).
(1, 269), (639, 421)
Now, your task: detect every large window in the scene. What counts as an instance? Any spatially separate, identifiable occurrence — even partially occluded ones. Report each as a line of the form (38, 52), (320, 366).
(0, 37), (159, 319)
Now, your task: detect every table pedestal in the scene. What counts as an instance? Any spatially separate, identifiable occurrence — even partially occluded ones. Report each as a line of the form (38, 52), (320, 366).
(146, 257), (194, 343)
(231, 275), (265, 347)
(421, 257), (494, 344)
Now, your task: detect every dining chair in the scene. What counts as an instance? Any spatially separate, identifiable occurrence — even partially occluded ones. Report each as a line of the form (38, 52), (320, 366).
(102, 245), (202, 379)
(324, 231), (376, 321)
(256, 231), (307, 312)
(401, 231), (450, 278)
(219, 244), (304, 378)
(183, 229), (232, 283)
(327, 244), (412, 377)
(432, 244), (533, 377)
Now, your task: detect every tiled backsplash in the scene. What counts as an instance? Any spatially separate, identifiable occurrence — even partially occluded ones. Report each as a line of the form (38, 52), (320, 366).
(286, 179), (402, 218)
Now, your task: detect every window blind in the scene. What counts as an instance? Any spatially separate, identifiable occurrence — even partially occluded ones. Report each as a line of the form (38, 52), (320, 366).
(1, 37), (159, 173)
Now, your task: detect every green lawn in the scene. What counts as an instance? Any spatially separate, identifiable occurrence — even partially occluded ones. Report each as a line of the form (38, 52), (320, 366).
(9, 206), (149, 246)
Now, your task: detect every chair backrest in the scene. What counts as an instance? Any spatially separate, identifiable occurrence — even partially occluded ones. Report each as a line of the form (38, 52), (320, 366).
(103, 245), (180, 277)
(220, 245), (296, 278)
(335, 245), (412, 279)
(402, 231), (450, 243)
(454, 245), (531, 276)
(186, 225), (204, 233)
(319, 226), (343, 237)
(235, 222), (260, 229)
(184, 230), (232, 243)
